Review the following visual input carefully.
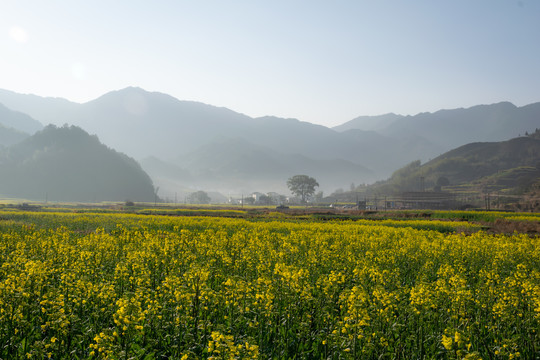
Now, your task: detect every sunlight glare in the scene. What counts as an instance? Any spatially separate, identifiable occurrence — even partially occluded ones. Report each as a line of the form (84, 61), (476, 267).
(9, 26), (28, 43)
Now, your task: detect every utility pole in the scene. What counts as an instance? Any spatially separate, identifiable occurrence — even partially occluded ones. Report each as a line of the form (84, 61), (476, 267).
(484, 193), (491, 210)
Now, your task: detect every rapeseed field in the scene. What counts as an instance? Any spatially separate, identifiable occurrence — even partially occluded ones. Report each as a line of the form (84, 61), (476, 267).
(0, 210), (538, 359)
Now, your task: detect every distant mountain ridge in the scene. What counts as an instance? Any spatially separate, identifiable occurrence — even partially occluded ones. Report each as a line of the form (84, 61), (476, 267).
(333, 113), (402, 132)
(0, 87), (538, 196)
(0, 89), (78, 128)
(334, 101), (540, 149)
(0, 102), (43, 134)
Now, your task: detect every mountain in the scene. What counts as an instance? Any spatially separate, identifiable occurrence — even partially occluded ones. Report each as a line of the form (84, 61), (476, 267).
(0, 102), (43, 134)
(334, 102), (540, 150)
(0, 87), (437, 181)
(139, 156), (193, 183)
(0, 87), (255, 159)
(0, 125), (156, 202)
(333, 113), (402, 132)
(338, 129), (446, 171)
(0, 88), (387, 191)
(0, 124), (28, 148)
(0, 89), (77, 128)
(0, 102), (43, 147)
(371, 131), (540, 195)
(138, 156), (194, 200)
(169, 137), (372, 193)
(72, 87), (257, 159)
(1, 87), (538, 196)
(39, 88), (373, 167)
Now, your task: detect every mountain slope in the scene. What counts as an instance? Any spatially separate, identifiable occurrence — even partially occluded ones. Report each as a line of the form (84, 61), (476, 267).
(0, 125), (156, 202)
(171, 137), (373, 193)
(0, 124), (28, 147)
(0, 102), (42, 134)
(72, 87), (256, 159)
(334, 101), (540, 150)
(0, 89), (77, 128)
(332, 113), (402, 132)
(373, 133), (540, 194)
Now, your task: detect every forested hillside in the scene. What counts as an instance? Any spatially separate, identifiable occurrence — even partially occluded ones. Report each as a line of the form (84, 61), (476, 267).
(0, 125), (156, 202)
(370, 131), (540, 197)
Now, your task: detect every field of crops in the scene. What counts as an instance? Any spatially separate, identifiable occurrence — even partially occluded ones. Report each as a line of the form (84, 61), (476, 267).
(0, 209), (539, 359)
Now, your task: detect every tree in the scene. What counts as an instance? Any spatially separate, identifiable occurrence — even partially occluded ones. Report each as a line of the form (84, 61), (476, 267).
(436, 176), (450, 187)
(188, 190), (211, 204)
(258, 194), (272, 205)
(287, 175), (319, 203)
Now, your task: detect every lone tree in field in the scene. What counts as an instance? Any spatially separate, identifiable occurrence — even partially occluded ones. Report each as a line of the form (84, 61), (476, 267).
(287, 175), (319, 203)
(188, 190), (211, 204)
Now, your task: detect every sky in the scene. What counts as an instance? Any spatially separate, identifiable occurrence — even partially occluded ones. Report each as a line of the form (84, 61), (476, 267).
(1, 0), (539, 127)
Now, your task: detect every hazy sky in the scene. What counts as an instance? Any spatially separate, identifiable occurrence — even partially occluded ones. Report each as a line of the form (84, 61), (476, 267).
(1, 0), (539, 127)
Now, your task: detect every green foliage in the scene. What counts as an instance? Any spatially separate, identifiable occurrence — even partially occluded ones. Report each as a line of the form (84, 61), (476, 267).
(528, 128), (540, 140)
(436, 176), (450, 187)
(385, 160), (422, 192)
(287, 175), (319, 203)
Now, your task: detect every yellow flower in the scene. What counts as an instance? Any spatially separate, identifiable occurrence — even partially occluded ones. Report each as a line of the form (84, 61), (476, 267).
(442, 334), (453, 350)
(454, 331), (462, 345)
